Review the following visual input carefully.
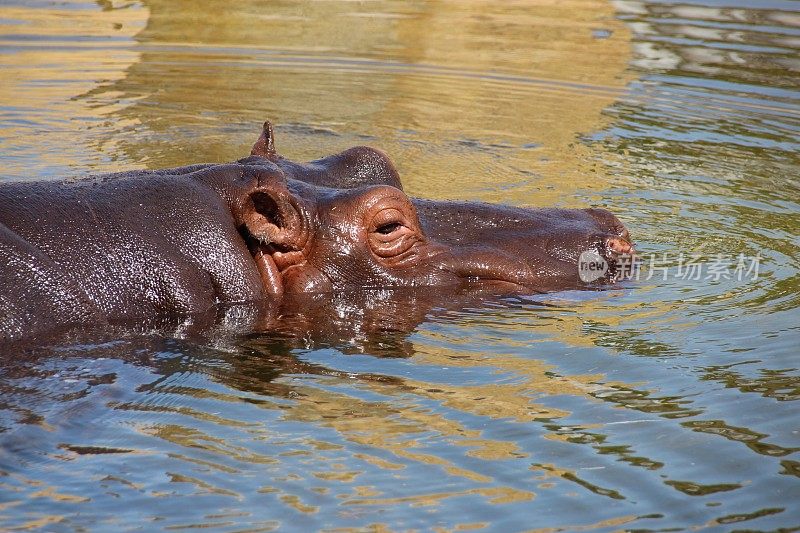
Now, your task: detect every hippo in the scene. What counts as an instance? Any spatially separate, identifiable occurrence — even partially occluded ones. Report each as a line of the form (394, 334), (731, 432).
(0, 122), (633, 343)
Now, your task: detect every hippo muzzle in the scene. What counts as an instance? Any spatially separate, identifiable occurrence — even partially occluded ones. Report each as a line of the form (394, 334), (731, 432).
(414, 201), (635, 291)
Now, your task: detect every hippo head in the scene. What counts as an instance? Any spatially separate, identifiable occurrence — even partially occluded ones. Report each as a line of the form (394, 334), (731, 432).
(234, 122), (634, 296)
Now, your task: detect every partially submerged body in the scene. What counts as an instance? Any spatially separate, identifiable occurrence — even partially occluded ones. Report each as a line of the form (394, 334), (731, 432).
(0, 122), (634, 343)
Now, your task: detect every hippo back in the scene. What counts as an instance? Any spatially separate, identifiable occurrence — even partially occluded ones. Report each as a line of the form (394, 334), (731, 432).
(0, 169), (263, 342)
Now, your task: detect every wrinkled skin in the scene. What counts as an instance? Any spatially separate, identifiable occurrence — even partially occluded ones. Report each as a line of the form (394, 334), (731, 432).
(0, 121), (633, 343)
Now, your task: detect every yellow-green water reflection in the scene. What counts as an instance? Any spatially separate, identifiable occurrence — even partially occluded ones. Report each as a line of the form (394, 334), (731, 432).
(1, 0), (632, 205)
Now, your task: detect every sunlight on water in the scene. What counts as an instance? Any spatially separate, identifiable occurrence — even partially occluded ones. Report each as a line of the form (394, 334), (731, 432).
(0, 0), (798, 531)
(0, 0), (633, 206)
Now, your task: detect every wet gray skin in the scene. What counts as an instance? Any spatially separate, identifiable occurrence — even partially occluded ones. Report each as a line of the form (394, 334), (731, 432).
(0, 122), (633, 343)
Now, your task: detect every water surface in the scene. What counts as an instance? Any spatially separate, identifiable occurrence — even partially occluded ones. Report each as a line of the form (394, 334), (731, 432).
(0, 0), (798, 530)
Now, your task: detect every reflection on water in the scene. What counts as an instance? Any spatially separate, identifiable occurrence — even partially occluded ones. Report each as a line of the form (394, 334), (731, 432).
(1, 0), (799, 531)
(0, 0), (632, 205)
(0, 0), (148, 177)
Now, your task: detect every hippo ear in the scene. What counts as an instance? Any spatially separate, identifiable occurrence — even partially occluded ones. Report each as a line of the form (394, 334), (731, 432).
(240, 186), (304, 248)
(251, 121), (278, 160)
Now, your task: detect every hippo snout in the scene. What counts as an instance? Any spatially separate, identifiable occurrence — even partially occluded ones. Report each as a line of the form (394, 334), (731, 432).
(580, 209), (636, 282)
(585, 208), (634, 251)
(585, 207), (636, 260)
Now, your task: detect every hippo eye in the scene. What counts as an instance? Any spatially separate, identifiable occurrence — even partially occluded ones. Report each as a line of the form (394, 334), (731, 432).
(369, 206), (419, 258)
(376, 222), (402, 235)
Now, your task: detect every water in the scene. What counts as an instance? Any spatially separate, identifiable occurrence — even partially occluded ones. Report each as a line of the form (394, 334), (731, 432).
(0, 0), (798, 530)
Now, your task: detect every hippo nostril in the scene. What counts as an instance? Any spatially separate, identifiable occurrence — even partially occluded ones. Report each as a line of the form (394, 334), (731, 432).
(605, 236), (634, 255)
